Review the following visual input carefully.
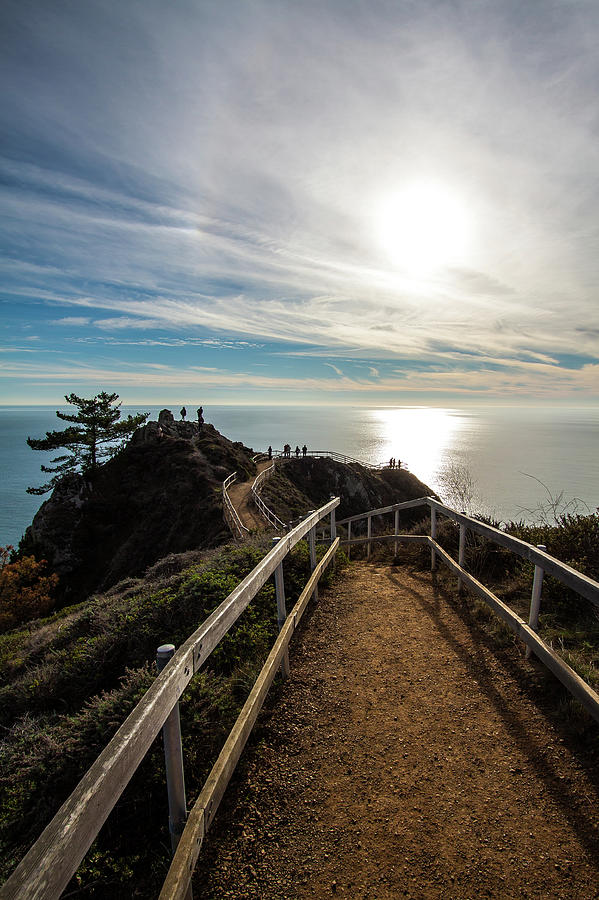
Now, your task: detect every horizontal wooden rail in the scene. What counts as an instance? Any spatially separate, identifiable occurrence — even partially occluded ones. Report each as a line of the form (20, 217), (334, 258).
(160, 538), (340, 899)
(341, 534), (429, 547)
(337, 496), (430, 526)
(428, 498), (599, 609)
(222, 472), (249, 540)
(250, 463), (287, 531)
(269, 449), (399, 470)
(337, 493), (599, 723)
(337, 496), (599, 610)
(0, 499), (339, 900)
(430, 539), (599, 723)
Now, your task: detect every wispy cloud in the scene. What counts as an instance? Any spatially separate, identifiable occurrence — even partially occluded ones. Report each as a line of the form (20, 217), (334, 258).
(1, 0), (599, 403)
(2, 354), (598, 404)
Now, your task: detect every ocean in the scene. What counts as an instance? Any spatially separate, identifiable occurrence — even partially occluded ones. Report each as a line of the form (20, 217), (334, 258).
(1, 404), (598, 548)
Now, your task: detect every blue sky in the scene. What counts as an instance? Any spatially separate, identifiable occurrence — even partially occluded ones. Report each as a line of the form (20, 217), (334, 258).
(1, 0), (598, 406)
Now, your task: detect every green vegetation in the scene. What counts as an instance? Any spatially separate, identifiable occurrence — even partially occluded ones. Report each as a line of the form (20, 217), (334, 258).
(0, 535), (343, 896)
(26, 392), (148, 494)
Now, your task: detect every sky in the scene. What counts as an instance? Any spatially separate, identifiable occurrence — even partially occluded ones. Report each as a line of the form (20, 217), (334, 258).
(1, 0), (599, 407)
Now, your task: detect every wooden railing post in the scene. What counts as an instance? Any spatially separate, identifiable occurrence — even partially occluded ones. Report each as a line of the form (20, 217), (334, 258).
(156, 645), (190, 883)
(457, 518), (466, 594)
(526, 544), (547, 660)
(394, 508), (399, 557)
(308, 512), (318, 602)
(272, 538), (290, 677)
(430, 506), (437, 571)
(329, 495), (336, 543)
(367, 515), (372, 559)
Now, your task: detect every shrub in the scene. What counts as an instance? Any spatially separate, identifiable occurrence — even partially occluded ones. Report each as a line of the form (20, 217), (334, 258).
(0, 547), (58, 631)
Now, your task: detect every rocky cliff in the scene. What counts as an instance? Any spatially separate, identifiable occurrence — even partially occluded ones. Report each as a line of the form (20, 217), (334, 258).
(20, 412), (436, 606)
(21, 410), (256, 604)
(259, 457), (435, 525)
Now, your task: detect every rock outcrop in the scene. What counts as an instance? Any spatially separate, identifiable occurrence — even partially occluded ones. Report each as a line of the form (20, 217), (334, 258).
(259, 457), (435, 525)
(22, 413), (256, 605)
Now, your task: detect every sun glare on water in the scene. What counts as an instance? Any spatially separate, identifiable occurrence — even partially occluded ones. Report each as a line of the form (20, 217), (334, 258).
(376, 180), (472, 275)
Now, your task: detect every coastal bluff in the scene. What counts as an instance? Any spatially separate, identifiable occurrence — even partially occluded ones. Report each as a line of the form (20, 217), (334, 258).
(20, 410), (434, 605)
(20, 411), (257, 604)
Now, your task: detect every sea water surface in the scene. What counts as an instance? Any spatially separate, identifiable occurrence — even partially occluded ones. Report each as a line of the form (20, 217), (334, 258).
(1, 405), (598, 548)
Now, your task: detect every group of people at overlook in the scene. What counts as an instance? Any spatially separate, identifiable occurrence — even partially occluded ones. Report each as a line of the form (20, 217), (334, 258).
(179, 406), (203, 426)
(281, 443), (308, 458)
(175, 408), (401, 470)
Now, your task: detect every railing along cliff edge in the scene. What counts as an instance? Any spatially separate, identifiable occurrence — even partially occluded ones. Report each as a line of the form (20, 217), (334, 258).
(250, 462), (287, 531)
(247, 450), (407, 535)
(222, 471), (249, 540)
(337, 496), (599, 723)
(1, 499), (340, 900)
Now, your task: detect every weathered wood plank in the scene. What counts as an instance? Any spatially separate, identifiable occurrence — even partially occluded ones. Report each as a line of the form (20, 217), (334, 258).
(340, 534), (429, 546)
(159, 539), (340, 900)
(1, 499), (339, 900)
(0, 652), (194, 900)
(336, 496), (430, 525)
(428, 499), (599, 608)
(430, 539), (599, 723)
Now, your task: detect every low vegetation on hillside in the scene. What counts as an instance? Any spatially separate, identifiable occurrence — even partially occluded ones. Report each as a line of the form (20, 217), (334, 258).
(20, 414), (257, 606)
(3, 417), (598, 895)
(0, 537), (344, 895)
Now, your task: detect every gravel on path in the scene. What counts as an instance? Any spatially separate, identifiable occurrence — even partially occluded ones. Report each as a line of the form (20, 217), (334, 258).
(194, 562), (599, 899)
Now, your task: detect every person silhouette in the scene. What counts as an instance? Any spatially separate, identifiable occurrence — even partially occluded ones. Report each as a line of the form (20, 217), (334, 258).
(180, 406), (187, 420)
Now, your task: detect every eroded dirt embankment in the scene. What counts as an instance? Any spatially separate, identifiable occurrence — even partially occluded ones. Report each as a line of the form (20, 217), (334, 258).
(194, 563), (599, 899)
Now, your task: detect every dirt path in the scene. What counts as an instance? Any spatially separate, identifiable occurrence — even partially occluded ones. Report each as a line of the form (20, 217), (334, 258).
(228, 461), (274, 531)
(194, 562), (599, 899)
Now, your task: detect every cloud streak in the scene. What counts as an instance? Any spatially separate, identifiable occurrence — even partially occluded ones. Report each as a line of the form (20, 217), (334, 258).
(1, 0), (599, 403)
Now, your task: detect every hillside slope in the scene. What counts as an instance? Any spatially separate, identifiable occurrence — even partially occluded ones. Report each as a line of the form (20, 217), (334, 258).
(260, 457), (434, 525)
(21, 411), (256, 604)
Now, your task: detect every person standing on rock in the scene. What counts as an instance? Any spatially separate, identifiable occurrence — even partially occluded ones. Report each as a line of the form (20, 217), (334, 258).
(302, 444), (307, 458)
(295, 445), (300, 458)
(268, 445), (272, 460)
(197, 407), (204, 427)
(180, 406), (187, 420)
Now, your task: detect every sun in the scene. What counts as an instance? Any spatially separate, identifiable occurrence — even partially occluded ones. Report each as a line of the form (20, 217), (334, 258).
(376, 180), (472, 275)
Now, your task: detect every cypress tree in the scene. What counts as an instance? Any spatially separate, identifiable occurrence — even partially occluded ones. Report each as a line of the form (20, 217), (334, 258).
(27, 392), (149, 495)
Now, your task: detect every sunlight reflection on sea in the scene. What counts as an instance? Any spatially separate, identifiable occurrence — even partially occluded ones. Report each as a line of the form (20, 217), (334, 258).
(1, 404), (598, 547)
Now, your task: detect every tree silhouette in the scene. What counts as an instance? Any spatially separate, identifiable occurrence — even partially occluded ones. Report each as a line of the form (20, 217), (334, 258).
(27, 392), (149, 495)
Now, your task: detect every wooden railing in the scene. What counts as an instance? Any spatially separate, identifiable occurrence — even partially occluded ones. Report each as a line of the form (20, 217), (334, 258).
(268, 448), (407, 470)
(248, 450), (409, 535)
(338, 496), (599, 723)
(1, 499), (340, 900)
(250, 462), (287, 531)
(222, 471), (249, 540)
